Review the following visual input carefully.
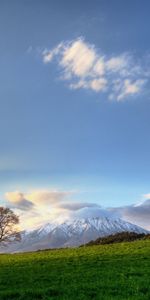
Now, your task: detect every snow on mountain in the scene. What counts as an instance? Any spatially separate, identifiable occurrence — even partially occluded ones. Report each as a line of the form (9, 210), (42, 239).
(0, 217), (148, 253)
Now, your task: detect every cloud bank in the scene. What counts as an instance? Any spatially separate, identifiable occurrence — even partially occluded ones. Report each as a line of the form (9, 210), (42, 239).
(4, 189), (150, 231)
(5, 192), (34, 211)
(110, 196), (150, 230)
(42, 37), (149, 101)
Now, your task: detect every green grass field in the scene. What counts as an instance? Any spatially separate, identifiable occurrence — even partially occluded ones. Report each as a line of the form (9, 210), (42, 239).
(0, 239), (150, 300)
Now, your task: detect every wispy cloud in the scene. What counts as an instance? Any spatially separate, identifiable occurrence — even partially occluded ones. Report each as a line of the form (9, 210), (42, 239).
(41, 37), (149, 101)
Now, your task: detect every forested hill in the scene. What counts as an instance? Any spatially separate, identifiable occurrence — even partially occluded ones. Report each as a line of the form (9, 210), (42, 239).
(84, 231), (150, 246)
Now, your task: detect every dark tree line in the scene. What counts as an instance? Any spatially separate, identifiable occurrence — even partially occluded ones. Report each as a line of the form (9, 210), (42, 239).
(83, 231), (148, 247)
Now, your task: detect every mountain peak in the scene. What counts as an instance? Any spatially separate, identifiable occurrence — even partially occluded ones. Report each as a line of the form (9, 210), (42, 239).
(1, 216), (148, 253)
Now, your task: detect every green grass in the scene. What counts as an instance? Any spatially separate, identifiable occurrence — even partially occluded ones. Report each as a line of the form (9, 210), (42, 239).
(0, 239), (150, 300)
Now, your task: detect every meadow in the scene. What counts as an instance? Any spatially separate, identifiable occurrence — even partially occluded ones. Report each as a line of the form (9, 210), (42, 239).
(0, 239), (150, 300)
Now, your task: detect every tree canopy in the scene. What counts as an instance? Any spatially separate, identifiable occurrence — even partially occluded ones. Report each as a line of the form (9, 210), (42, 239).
(0, 207), (21, 245)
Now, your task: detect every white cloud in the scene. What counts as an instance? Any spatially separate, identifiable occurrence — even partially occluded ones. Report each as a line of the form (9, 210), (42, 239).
(42, 37), (149, 101)
(60, 39), (96, 77)
(89, 78), (107, 92)
(93, 58), (105, 76)
(106, 55), (128, 72)
(70, 78), (107, 92)
(4, 189), (150, 231)
(117, 79), (146, 101)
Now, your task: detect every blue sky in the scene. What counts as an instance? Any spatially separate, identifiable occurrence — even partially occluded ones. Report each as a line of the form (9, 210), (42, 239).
(0, 0), (150, 228)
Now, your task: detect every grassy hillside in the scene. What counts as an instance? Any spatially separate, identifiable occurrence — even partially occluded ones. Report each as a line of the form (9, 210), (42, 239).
(0, 239), (150, 300)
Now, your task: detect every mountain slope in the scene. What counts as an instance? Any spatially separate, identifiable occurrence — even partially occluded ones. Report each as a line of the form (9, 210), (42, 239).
(0, 217), (148, 252)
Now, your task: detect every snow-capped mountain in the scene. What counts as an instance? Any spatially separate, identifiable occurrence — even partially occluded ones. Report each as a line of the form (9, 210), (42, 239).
(0, 217), (148, 253)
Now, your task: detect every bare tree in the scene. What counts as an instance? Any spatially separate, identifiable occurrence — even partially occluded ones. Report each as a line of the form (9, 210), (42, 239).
(0, 207), (21, 245)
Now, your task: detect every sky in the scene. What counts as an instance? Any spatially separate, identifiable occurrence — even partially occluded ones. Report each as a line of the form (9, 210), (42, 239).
(0, 0), (150, 230)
